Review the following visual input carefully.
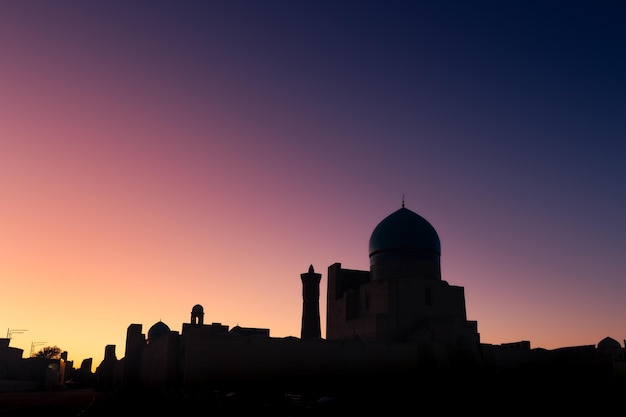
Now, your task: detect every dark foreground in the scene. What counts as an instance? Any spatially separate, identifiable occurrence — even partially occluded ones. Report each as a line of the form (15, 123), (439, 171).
(0, 386), (425, 416)
(1, 377), (625, 416)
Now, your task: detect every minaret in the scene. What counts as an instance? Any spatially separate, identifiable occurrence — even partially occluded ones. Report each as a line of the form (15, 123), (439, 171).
(301, 264), (322, 339)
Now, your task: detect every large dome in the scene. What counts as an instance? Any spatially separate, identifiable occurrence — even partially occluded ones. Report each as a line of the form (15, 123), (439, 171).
(369, 205), (441, 281)
(369, 206), (440, 257)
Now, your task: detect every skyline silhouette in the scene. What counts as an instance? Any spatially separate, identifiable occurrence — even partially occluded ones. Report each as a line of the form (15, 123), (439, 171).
(1, 1), (625, 370)
(3, 204), (625, 404)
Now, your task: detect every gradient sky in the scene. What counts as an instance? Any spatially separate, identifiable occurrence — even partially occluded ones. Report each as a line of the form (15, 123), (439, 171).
(1, 1), (624, 371)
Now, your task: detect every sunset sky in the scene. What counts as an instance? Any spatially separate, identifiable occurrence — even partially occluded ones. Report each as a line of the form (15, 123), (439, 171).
(1, 1), (624, 370)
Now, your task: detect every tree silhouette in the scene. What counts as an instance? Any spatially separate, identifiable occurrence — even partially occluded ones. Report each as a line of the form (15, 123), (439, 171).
(34, 345), (62, 359)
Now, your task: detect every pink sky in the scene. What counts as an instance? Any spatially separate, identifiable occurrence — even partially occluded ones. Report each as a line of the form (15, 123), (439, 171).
(1, 1), (625, 370)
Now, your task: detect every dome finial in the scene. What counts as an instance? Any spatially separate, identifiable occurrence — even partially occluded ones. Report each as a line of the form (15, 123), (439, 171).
(401, 193), (405, 208)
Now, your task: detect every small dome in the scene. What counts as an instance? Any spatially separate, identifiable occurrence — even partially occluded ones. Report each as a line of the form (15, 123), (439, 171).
(147, 321), (170, 342)
(369, 206), (440, 258)
(192, 304), (204, 314)
(598, 336), (621, 350)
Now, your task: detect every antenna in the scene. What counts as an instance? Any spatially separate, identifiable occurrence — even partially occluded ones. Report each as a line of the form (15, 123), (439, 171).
(401, 193), (405, 208)
(30, 341), (47, 357)
(7, 328), (28, 338)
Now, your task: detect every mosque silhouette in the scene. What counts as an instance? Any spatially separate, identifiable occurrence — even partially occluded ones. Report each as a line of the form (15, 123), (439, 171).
(1, 204), (625, 409)
(90, 203), (625, 400)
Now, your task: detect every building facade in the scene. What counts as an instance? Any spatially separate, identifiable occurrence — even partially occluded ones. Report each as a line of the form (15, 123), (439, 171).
(326, 204), (481, 366)
(92, 204), (625, 397)
(96, 204), (485, 394)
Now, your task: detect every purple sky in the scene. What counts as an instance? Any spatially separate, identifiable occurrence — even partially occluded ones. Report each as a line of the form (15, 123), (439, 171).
(1, 1), (625, 368)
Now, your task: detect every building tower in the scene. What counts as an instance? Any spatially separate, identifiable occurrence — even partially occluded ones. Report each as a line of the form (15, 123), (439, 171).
(190, 304), (204, 325)
(300, 264), (322, 339)
(123, 324), (144, 389)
